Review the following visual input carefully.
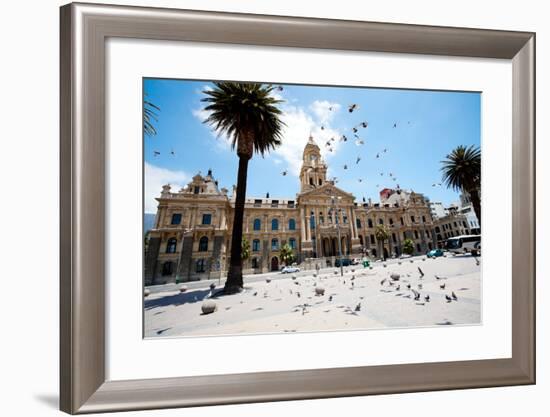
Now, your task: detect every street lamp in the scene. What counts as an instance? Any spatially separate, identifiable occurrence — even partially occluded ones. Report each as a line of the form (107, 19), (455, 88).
(310, 210), (320, 259)
(331, 196), (344, 277)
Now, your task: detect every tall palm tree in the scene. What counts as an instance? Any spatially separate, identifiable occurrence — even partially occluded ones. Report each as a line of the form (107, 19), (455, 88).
(202, 82), (285, 293)
(375, 224), (390, 260)
(143, 93), (160, 137)
(441, 145), (481, 227)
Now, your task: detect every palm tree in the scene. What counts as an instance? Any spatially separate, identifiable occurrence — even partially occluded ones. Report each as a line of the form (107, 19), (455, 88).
(241, 238), (250, 262)
(202, 82), (285, 293)
(402, 238), (414, 255)
(441, 145), (481, 227)
(375, 224), (390, 260)
(143, 94), (160, 137)
(280, 243), (295, 266)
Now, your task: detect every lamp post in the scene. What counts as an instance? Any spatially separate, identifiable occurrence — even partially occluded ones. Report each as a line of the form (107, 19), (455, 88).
(332, 196), (344, 277)
(310, 210), (320, 259)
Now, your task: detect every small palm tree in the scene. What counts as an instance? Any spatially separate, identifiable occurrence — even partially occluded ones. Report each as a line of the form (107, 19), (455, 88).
(441, 145), (481, 227)
(202, 82), (285, 293)
(402, 238), (414, 255)
(241, 238), (250, 262)
(280, 243), (295, 266)
(375, 224), (390, 260)
(143, 94), (160, 137)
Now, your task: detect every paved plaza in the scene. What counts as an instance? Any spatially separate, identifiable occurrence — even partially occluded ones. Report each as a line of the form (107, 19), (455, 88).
(144, 254), (481, 338)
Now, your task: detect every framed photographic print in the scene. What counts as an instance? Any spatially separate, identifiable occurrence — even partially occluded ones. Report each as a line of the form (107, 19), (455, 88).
(60, 2), (535, 414)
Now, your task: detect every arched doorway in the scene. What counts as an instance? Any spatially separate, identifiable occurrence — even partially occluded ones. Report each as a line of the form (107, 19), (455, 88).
(332, 238), (337, 256)
(383, 247), (389, 259)
(271, 256), (279, 271)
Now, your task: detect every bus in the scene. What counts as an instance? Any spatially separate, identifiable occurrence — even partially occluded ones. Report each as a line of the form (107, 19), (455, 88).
(446, 235), (481, 256)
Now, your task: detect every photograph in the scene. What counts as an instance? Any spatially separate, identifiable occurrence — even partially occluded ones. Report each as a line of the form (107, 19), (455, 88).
(142, 79), (482, 338)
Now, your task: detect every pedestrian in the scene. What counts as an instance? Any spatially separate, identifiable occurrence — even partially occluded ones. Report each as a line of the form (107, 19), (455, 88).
(315, 263), (320, 275)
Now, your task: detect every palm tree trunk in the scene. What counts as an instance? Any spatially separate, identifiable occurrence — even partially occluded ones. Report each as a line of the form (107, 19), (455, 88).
(225, 155), (249, 293)
(468, 188), (482, 229)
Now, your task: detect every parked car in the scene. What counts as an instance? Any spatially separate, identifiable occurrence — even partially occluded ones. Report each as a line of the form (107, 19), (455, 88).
(427, 248), (444, 258)
(281, 266), (300, 274)
(335, 258), (352, 267)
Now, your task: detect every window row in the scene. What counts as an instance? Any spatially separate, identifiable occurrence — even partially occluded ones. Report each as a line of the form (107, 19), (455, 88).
(251, 238), (296, 251)
(170, 213), (212, 225)
(253, 218), (296, 231)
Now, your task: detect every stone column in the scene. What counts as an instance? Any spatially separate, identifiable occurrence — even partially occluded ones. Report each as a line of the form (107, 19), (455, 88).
(300, 207), (306, 241)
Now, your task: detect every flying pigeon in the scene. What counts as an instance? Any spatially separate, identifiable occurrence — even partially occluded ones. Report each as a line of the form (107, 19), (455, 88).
(276, 85), (284, 91)
(281, 170), (288, 176)
(354, 139), (364, 146)
(352, 127), (358, 133)
(360, 121), (368, 128)
(375, 153), (380, 159)
(321, 125), (325, 130)
(153, 151), (160, 157)
(341, 135), (348, 142)
(393, 123), (397, 128)
(343, 164), (348, 170)
(356, 156), (361, 164)
(348, 104), (359, 113)
(170, 149), (176, 156)
(358, 178), (363, 183)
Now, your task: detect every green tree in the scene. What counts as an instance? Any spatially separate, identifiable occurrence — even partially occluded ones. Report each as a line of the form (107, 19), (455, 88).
(375, 224), (390, 260)
(241, 238), (250, 262)
(202, 82), (285, 293)
(441, 145), (481, 227)
(143, 93), (160, 137)
(402, 238), (414, 255)
(280, 243), (295, 266)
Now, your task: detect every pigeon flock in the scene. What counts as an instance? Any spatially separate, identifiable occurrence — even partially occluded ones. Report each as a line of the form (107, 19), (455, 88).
(145, 255), (480, 337)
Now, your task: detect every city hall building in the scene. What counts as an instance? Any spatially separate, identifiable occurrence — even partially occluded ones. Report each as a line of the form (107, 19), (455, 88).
(145, 136), (464, 284)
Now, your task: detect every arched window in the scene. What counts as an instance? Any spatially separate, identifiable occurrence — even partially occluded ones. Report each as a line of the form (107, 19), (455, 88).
(253, 218), (261, 231)
(271, 218), (279, 230)
(309, 177), (314, 185)
(414, 230), (419, 239)
(368, 219), (373, 228)
(288, 218), (296, 230)
(271, 239), (279, 250)
(166, 238), (177, 253)
(389, 218), (394, 225)
(318, 178), (323, 186)
(356, 218), (362, 229)
(422, 215), (426, 223)
(289, 238), (296, 249)
(198, 236), (208, 252)
(378, 218), (384, 225)
(252, 239), (260, 252)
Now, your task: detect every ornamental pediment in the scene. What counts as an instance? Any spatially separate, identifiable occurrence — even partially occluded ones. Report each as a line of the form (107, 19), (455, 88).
(297, 183), (355, 204)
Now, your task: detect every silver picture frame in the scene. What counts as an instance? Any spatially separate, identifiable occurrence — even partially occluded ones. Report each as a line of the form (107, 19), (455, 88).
(60, 2), (535, 414)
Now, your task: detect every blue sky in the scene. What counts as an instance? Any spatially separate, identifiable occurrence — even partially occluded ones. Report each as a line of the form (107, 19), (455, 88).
(143, 78), (480, 214)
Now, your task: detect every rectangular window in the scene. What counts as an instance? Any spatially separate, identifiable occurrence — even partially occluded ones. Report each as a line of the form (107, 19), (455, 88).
(370, 235), (375, 244)
(193, 186), (200, 194)
(202, 213), (212, 225)
(171, 213), (182, 225)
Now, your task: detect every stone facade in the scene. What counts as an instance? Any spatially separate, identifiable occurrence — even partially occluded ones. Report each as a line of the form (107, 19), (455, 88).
(144, 136), (473, 285)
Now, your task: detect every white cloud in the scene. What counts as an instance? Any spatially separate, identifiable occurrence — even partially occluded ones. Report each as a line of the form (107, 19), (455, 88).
(274, 101), (342, 176)
(310, 100), (341, 125)
(144, 162), (190, 213)
(192, 96), (343, 178)
(192, 108), (233, 151)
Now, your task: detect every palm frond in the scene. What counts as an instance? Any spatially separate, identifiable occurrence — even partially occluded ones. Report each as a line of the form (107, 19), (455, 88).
(201, 82), (285, 157)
